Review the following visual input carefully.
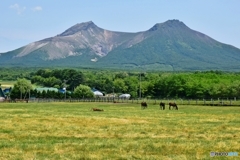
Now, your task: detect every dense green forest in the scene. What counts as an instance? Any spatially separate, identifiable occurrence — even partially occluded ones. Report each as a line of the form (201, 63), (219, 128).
(1, 68), (240, 99)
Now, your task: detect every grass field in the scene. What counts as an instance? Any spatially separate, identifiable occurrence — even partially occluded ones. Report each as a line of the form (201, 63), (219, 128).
(0, 81), (15, 89)
(0, 102), (239, 160)
(0, 80), (41, 90)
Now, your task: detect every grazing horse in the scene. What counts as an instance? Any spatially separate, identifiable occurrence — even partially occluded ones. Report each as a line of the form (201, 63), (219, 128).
(169, 102), (178, 110)
(141, 102), (148, 109)
(92, 108), (104, 111)
(160, 102), (165, 110)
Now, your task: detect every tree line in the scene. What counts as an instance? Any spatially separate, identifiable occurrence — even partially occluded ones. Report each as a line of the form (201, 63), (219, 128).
(3, 68), (240, 99)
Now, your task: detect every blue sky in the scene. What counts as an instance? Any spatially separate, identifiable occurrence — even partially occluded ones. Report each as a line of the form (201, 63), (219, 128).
(1, 0), (240, 52)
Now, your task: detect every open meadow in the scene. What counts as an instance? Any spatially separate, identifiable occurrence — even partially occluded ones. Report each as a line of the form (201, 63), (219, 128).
(0, 102), (239, 159)
(0, 81), (15, 89)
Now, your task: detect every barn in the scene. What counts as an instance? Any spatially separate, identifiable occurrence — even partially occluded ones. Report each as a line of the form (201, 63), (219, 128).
(35, 87), (59, 93)
(119, 94), (131, 99)
(91, 88), (104, 97)
(0, 88), (5, 102)
(3, 88), (11, 95)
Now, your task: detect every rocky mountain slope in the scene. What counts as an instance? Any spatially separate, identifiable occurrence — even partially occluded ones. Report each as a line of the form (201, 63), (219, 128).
(1, 20), (240, 71)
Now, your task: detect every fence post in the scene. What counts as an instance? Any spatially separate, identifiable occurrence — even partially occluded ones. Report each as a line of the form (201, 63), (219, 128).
(211, 98), (214, 105)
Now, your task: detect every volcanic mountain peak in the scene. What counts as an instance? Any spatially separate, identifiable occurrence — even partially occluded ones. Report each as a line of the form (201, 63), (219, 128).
(59, 21), (98, 36)
(148, 19), (187, 31)
(1, 19), (240, 71)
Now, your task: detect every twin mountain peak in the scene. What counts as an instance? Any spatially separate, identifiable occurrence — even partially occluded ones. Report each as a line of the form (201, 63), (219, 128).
(1, 19), (240, 71)
(59, 19), (186, 36)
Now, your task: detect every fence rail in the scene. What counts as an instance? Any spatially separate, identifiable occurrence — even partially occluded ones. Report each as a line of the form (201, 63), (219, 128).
(8, 97), (237, 106)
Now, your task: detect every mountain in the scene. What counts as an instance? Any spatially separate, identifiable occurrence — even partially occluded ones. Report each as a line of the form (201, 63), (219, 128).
(1, 20), (240, 71)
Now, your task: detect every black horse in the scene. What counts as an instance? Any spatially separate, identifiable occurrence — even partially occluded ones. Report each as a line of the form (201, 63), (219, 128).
(141, 102), (148, 109)
(160, 102), (165, 110)
(169, 102), (178, 110)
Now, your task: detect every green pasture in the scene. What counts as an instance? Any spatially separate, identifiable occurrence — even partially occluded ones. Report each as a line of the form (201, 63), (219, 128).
(0, 102), (239, 160)
(0, 81), (15, 89)
(0, 80), (40, 89)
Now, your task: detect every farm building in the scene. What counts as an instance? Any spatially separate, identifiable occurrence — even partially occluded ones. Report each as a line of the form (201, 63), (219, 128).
(91, 88), (104, 97)
(58, 88), (66, 94)
(0, 88), (5, 101)
(3, 88), (11, 95)
(35, 87), (59, 93)
(93, 91), (103, 97)
(119, 94), (131, 99)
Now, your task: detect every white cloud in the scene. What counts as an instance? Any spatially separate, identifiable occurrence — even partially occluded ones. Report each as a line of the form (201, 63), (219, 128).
(32, 6), (42, 12)
(9, 3), (26, 15)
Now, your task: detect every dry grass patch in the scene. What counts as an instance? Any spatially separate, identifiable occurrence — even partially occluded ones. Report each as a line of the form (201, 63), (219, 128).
(0, 103), (239, 159)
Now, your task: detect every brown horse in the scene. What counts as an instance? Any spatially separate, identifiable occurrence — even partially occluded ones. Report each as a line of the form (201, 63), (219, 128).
(160, 102), (165, 110)
(169, 102), (178, 110)
(92, 108), (104, 111)
(141, 102), (148, 109)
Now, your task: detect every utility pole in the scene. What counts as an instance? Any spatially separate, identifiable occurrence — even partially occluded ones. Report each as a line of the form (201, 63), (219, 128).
(113, 86), (115, 101)
(64, 80), (67, 101)
(65, 88), (66, 101)
(20, 85), (23, 100)
(139, 72), (141, 99)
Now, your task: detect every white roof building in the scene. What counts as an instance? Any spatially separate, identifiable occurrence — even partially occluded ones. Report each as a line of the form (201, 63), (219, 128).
(93, 90), (103, 97)
(119, 94), (131, 99)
